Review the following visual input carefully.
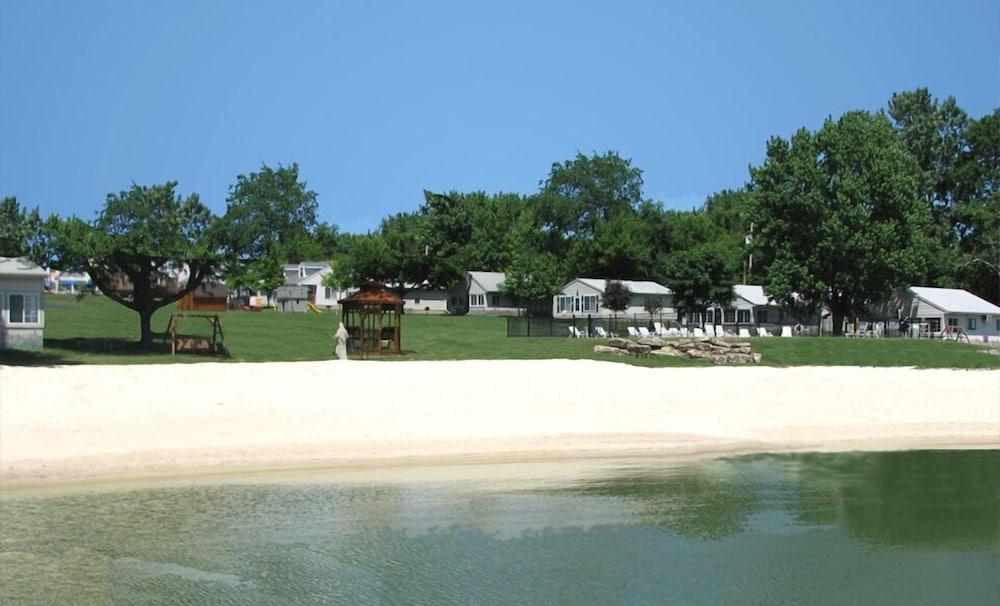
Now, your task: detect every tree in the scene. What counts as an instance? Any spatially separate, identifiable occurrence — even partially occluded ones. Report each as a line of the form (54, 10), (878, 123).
(602, 279), (631, 322)
(663, 243), (736, 323)
(749, 111), (933, 334)
(323, 233), (391, 289)
(48, 182), (219, 349)
(221, 163), (318, 293)
(953, 108), (1000, 303)
(380, 211), (433, 298)
(0, 197), (46, 261)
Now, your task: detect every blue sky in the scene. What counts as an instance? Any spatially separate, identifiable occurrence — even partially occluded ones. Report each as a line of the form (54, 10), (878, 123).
(2, 0), (997, 232)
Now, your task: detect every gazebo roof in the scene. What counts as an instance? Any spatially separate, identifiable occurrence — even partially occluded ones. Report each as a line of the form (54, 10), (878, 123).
(340, 282), (403, 305)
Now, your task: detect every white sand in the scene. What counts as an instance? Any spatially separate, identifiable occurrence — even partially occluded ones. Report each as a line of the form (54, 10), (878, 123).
(1, 360), (998, 485)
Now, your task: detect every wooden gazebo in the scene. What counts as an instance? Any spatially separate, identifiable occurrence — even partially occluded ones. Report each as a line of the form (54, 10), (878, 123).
(340, 282), (403, 356)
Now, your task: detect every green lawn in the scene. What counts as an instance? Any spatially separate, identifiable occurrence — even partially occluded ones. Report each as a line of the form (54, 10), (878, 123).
(1, 294), (998, 369)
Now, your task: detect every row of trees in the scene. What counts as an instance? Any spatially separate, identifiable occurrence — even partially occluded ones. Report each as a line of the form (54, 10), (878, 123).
(2, 88), (996, 342)
(321, 88), (998, 333)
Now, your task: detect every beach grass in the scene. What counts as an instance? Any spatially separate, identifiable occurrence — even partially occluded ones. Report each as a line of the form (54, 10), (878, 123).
(1, 294), (998, 368)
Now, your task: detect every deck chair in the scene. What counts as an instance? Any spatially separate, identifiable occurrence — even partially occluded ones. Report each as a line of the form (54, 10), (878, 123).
(568, 326), (578, 338)
(693, 327), (705, 338)
(715, 325), (726, 338)
(780, 326), (793, 338)
(653, 322), (666, 336)
(757, 327), (771, 337)
(738, 328), (751, 338)
(678, 327), (689, 338)
(703, 325), (715, 338)
(594, 326), (608, 338)
(638, 327), (651, 338)
(627, 326), (640, 338)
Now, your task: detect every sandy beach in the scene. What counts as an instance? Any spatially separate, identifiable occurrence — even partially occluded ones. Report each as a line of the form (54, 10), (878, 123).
(1, 360), (998, 485)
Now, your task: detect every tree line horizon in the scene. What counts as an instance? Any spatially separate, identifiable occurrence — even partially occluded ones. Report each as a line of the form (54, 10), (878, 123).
(2, 87), (997, 344)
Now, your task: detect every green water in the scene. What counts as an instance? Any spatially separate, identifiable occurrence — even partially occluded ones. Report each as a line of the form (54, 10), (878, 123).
(1, 450), (998, 605)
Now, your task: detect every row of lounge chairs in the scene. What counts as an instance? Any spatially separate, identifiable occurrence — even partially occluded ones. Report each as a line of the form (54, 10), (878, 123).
(569, 323), (795, 338)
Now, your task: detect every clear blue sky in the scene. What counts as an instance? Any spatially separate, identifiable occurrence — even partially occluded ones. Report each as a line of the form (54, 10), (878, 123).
(2, 0), (997, 232)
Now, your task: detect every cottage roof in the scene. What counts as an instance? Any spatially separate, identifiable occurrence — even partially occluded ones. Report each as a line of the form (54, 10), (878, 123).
(908, 286), (1000, 315)
(733, 284), (772, 306)
(575, 278), (672, 296)
(468, 271), (506, 293)
(0, 257), (46, 277)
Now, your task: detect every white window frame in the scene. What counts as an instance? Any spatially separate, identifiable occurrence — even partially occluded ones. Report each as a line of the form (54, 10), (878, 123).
(6, 291), (42, 326)
(737, 309), (751, 324)
(967, 317), (976, 330)
(324, 286), (334, 300)
(469, 293), (485, 307)
(556, 295), (573, 314)
(947, 318), (959, 327)
(581, 295), (599, 313)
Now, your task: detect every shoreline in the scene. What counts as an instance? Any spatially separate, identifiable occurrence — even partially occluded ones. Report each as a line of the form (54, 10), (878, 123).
(2, 360), (998, 488)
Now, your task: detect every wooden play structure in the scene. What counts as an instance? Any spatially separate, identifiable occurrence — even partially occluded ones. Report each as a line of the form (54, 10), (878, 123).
(177, 282), (229, 312)
(340, 282), (403, 357)
(163, 313), (229, 356)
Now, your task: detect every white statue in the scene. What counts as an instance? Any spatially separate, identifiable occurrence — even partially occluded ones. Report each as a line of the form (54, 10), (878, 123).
(334, 322), (349, 360)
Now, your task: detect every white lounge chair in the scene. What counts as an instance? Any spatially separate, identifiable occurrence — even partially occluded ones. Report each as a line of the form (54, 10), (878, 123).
(738, 328), (751, 338)
(568, 326), (583, 338)
(627, 326), (640, 338)
(678, 327), (689, 338)
(667, 328), (679, 337)
(594, 326), (607, 338)
(654, 322), (667, 337)
(693, 327), (705, 338)
(780, 326), (793, 338)
(638, 327), (651, 338)
(756, 327), (771, 338)
(715, 325), (726, 338)
(703, 325), (715, 338)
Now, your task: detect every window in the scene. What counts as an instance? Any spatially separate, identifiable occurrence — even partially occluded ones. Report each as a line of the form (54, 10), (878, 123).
(757, 309), (768, 324)
(967, 317), (976, 330)
(469, 294), (485, 307)
(490, 294), (500, 307)
(414, 296), (421, 304)
(724, 308), (736, 323)
(581, 295), (599, 313)
(996, 318), (1000, 331)
(8, 293), (39, 324)
(737, 309), (751, 324)
(324, 286), (334, 300)
(947, 318), (958, 327)
(556, 296), (573, 314)
(926, 318), (941, 333)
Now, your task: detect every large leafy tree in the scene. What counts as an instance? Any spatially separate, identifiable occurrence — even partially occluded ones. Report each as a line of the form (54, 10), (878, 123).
(749, 111), (933, 334)
(953, 109), (1000, 303)
(221, 163), (318, 292)
(0, 197), (47, 261)
(48, 183), (219, 348)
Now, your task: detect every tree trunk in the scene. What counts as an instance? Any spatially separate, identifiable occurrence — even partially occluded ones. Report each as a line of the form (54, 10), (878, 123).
(139, 308), (155, 350)
(830, 307), (847, 336)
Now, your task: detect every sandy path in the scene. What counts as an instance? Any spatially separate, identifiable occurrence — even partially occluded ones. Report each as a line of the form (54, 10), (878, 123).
(1, 360), (998, 484)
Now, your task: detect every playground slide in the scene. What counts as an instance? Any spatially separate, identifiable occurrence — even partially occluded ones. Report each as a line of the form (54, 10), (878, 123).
(307, 302), (324, 314)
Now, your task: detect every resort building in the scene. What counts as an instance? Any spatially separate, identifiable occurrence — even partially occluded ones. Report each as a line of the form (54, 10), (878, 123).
(449, 271), (529, 315)
(875, 286), (1000, 341)
(43, 269), (92, 294)
(385, 282), (449, 314)
(0, 257), (46, 350)
(552, 278), (675, 319)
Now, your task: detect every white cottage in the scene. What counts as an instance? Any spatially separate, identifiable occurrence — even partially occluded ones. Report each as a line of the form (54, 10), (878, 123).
(449, 271), (526, 315)
(705, 284), (791, 327)
(878, 286), (1000, 341)
(552, 278), (674, 319)
(0, 257), (46, 350)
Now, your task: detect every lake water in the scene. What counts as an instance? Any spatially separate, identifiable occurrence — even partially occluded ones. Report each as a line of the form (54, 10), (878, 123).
(1, 450), (998, 605)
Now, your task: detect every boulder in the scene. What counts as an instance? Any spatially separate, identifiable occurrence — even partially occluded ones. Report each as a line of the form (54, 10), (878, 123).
(607, 337), (631, 349)
(650, 346), (684, 357)
(626, 342), (652, 357)
(638, 336), (665, 348)
(593, 345), (624, 355)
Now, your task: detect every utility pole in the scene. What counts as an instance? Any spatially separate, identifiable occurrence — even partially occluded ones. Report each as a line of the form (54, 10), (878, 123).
(743, 222), (754, 284)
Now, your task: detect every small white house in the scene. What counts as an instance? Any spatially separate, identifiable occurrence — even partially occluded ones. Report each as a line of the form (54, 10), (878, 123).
(704, 284), (791, 327)
(449, 271), (527, 315)
(0, 257), (46, 350)
(879, 286), (1000, 341)
(552, 278), (674, 319)
(295, 266), (350, 309)
(393, 282), (449, 314)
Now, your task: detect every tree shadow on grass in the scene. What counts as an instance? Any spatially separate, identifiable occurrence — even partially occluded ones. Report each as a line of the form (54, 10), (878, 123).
(0, 348), (81, 367)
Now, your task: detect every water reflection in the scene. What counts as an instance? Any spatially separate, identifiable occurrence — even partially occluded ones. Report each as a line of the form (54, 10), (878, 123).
(1, 450), (997, 605)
